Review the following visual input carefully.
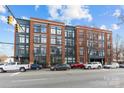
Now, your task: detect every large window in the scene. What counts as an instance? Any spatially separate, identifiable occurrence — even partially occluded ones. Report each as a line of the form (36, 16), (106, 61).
(80, 47), (84, 55)
(51, 26), (62, 35)
(57, 29), (61, 35)
(41, 47), (46, 56)
(34, 24), (41, 32)
(80, 56), (84, 63)
(19, 46), (25, 55)
(51, 27), (56, 34)
(19, 35), (25, 43)
(51, 38), (56, 44)
(41, 34), (46, 43)
(34, 34), (40, 43)
(26, 36), (29, 43)
(41, 24), (47, 33)
(26, 26), (29, 33)
(107, 34), (111, 41)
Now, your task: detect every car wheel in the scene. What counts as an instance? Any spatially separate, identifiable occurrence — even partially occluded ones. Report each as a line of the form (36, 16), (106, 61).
(88, 66), (91, 69)
(0, 68), (4, 73)
(98, 66), (101, 69)
(36, 67), (40, 70)
(20, 67), (26, 72)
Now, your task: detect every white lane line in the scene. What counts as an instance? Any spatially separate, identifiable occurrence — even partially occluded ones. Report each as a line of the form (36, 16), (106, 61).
(12, 78), (48, 83)
(10, 72), (21, 76)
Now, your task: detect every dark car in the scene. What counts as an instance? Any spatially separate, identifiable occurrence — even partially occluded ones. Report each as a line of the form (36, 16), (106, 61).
(50, 64), (71, 71)
(31, 64), (42, 70)
(71, 63), (85, 69)
(119, 64), (124, 68)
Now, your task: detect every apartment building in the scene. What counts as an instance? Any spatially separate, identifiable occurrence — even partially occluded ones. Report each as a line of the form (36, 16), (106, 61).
(14, 17), (112, 67)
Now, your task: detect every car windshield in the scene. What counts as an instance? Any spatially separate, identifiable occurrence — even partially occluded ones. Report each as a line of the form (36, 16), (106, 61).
(88, 63), (91, 64)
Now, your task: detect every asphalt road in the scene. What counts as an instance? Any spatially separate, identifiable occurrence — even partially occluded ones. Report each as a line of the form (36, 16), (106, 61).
(1, 68), (124, 88)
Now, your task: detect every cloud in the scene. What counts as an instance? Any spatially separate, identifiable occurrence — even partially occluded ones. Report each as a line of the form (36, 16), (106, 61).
(21, 16), (29, 20)
(100, 25), (108, 30)
(47, 5), (93, 24)
(0, 5), (6, 14)
(112, 9), (121, 17)
(111, 24), (120, 30)
(35, 5), (39, 11)
(0, 15), (7, 23)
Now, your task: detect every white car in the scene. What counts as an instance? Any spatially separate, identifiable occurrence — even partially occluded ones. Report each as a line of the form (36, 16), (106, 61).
(84, 62), (102, 69)
(0, 62), (31, 73)
(103, 62), (119, 69)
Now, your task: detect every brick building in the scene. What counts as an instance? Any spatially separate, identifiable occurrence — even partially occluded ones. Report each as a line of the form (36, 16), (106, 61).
(14, 17), (112, 67)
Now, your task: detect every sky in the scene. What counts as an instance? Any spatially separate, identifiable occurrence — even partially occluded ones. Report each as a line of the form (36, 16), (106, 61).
(0, 5), (124, 56)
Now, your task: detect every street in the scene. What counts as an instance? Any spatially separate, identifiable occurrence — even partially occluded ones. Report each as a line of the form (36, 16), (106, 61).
(0, 68), (124, 88)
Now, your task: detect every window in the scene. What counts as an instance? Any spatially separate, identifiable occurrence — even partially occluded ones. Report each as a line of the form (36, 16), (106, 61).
(34, 24), (41, 32)
(41, 38), (46, 43)
(19, 35), (25, 43)
(20, 25), (25, 32)
(56, 36), (62, 45)
(107, 42), (111, 49)
(51, 39), (56, 44)
(65, 31), (67, 37)
(34, 47), (40, 54)
(68, 39), (73, 46)
(51, 27), (56, 34)
(19, 46), (25, 55)
(41, 47), (46, 56)
(34, 34), (40, 43)
(57, 29), (61, 35)
(80, 48), (83, 55)
(79, 32), (83, 37)
(68, 48), (73, 56)
(26, 36), (29, 43)
(68, 32), (73, 37)
(41, 27), (46, 33)
(41, 24), (47, 33)
(107, 34), (111, 41)
(41, 34), (46, 43)
(26, 27), (29, 33)
(80, 56), (83, 63)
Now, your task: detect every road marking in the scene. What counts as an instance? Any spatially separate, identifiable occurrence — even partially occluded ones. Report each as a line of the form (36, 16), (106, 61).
(12, 78), (48, 83)
(10, 72), (21, 76)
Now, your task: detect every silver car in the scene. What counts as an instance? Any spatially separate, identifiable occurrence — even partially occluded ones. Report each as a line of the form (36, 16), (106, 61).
(103, 62), (119, 69)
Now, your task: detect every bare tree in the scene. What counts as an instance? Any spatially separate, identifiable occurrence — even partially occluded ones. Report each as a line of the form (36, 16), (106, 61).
(113, 34), (123, 63)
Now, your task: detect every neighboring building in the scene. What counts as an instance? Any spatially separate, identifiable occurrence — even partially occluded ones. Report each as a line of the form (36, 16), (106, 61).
(14, 17), (112, 66)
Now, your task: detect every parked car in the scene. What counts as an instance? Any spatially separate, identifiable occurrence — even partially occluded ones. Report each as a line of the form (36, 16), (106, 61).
(84, 62), (102, 69)
(103, 62), (119, 69)
(50, 64), (71, 71)
(71, 63), (85, 69)
(119, 63), (124, 68)
(0, 62), (31, 73)
(31, 64), (42, 70)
